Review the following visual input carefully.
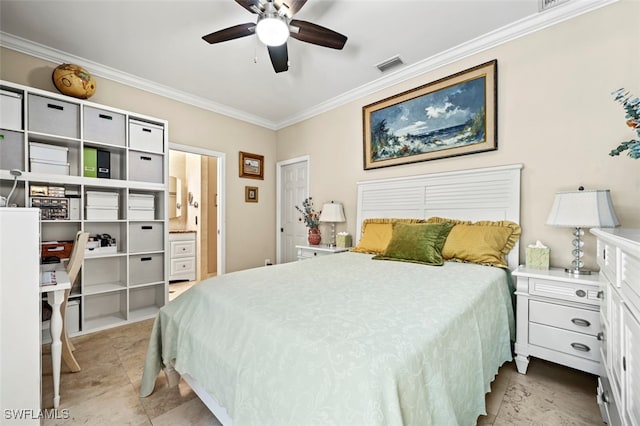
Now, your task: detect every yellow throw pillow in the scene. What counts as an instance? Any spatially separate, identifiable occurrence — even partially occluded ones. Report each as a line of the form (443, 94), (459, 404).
(351, 218), (426, 254)
(442, 221), (521, 268)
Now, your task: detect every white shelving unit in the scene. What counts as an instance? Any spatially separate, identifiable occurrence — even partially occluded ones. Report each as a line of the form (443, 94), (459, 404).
(0, 80), (169, 335)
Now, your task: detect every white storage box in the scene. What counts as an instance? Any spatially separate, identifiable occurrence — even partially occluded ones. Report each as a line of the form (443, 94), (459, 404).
(86, 206), (118, 220)
(128, 151), (164, 184)
(66, 299), (80, 334)
(85, 246), (118, 256)
(128, 194), (155, 220)
(30, 159), (70, 175)
(0, 129), (25, 170)
(84, 106), (126, 146)
(129, 119), (164, 153)
(29, 142), (69, 163)
(28, 94), (80, 138)
(0, 89), (23, 131)
(129, 254), (164, 285)
(86, 191), (119, 208)
(129, 222), (163, 252)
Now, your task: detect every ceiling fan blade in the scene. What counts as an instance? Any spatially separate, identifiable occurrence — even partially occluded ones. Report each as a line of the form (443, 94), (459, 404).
(234, 0), (262, 14)
(202, 23), (255, 44)
(289, 20), (347, 50)
(267, 44), (289, 73)
(281, 0), (307, 16)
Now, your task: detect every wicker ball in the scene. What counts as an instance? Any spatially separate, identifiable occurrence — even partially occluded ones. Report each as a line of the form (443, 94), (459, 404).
(52, 63), (96, 99)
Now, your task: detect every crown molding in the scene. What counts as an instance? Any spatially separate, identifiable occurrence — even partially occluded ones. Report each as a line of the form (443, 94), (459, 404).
(275, 0), (618, 129)
(0, 0), (617, 131)
(0, 32), (277, 130)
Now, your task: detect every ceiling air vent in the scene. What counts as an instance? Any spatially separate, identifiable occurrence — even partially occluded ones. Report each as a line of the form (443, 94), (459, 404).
(375, 55), (404, 73)
(539, 0), (571, 12)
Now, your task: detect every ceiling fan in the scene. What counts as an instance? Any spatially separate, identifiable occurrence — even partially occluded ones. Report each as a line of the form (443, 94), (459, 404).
(202, 0), (348, 73)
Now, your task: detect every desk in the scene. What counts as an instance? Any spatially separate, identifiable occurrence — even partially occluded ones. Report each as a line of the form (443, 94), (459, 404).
(40, 265), (71, 409)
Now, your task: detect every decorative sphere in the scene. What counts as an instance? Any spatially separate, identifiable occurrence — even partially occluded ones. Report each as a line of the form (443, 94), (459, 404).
(52, 63), (96, 99)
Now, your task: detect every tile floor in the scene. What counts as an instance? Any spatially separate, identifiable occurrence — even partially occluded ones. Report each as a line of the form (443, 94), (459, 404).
(41, 319), (604, 426)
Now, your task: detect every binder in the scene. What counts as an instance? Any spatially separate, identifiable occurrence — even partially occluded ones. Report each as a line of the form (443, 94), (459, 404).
(97, 149), (110, 179)
(83, 147), (97, 177)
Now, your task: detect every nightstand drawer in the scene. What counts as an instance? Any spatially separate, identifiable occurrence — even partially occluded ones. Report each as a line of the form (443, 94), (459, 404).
(529, 322), (601, 362)
(529, 300), (600, 335)
(529, 278), (600, 306)
(298, 248), (331, 259)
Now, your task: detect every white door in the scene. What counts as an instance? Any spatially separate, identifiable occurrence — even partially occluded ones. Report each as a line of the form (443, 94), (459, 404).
(277, 157), (309, 263)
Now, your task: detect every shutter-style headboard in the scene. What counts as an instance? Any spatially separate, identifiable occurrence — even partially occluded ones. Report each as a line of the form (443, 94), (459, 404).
(356, 164), (523, 267)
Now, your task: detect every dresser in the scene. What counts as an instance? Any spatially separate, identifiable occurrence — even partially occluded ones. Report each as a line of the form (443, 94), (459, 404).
(591, 228), (640, 426)
(296, 245), (349, 260)
(513, 267), (602, 375)
(169, 231), (197, 281)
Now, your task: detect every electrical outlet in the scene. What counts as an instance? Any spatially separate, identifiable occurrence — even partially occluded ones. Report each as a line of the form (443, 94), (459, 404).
(264, 259), (273, 266)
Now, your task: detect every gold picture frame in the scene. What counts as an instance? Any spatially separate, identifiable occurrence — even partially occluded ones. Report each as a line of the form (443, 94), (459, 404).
(363, 60), (497, 169)
(239, 151), (264, 180)
(245, 186), (258, 203)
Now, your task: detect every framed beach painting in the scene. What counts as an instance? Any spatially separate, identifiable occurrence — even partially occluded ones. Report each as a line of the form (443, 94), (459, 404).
(362, 60), (497, 170)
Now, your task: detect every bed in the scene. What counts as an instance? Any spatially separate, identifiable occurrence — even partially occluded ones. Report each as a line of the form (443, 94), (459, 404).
(140, 164), (523, 426)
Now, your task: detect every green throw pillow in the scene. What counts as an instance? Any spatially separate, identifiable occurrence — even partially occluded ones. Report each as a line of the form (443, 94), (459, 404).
(372, 222), (455, 266)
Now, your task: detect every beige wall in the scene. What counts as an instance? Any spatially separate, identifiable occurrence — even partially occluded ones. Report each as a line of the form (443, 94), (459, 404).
(0, 48), (277, 272)
(276, 0), (640, 270)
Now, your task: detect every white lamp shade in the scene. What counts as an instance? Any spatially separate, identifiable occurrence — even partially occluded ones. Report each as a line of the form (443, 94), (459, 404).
(546, 189), (620, 228)
(319, 202), (346, 223)
(255, 16), (289, 46)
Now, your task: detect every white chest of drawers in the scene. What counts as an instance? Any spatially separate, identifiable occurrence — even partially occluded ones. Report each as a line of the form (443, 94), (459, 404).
(591, 228), (640, 426)
(513, 267), (601, 375)
(169, 231), (197, 281)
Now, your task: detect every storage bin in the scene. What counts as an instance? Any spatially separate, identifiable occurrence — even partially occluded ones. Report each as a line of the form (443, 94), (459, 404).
(129, 253), (164, 285)
(129, 222), (163, 252)
(86, 207), (118, 220)
(129, 193), (155, 209)
(83, 106), (126, 146)
(0, 89), (23, 130)
(66, 299), (80, 334)
(0, 129), (24, 170)
(29, 142), (69, 163)
(128, 209), (155, 221)
(30, 159), (70, 175)
(129, 119), (164, 153)
(28, 94), (79, 138)
(86, 191), (119, 208)
(128, 151), (163, 184)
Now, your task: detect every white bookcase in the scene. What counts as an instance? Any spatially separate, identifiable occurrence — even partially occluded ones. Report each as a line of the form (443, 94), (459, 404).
(0, 80), (168, 335)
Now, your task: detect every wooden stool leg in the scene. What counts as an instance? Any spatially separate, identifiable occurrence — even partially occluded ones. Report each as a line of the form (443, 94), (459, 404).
(60, 293), (80, 372)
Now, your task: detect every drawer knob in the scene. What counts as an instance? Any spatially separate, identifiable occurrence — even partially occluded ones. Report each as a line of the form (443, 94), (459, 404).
(570, 342), (590, 353)
(313, 252), (317, 256)
(601, 390), (609, 404)
(597, 332), (605, 341)
(597, 290), (604, 299)
(575, 289), (586, 298)
(571, 318), (591, 327)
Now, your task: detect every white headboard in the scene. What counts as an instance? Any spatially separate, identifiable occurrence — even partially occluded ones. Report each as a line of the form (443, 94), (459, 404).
(356, 164), (523, 267)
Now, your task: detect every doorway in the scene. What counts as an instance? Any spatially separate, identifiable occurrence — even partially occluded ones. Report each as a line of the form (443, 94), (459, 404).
(168, 143), (225, 297)
(276, 156), (310, 264)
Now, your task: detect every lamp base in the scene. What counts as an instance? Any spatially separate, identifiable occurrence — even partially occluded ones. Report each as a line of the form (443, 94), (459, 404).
(564, 267), (593, 275)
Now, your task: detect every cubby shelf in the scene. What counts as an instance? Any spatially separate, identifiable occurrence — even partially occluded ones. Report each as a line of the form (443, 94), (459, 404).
(0, 79), (169, 336)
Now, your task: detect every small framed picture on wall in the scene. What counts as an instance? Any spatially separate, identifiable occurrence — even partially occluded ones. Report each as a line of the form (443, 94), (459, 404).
(239, 151), (264, 180)
(245, 186), (258, 203)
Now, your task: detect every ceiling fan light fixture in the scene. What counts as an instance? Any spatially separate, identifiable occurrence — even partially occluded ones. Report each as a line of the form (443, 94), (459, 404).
(256, 16), (289, 46)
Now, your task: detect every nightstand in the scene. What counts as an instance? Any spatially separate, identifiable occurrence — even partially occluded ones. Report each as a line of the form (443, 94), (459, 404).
(296, 245), (349, 260)
(513, 266), (601, 375)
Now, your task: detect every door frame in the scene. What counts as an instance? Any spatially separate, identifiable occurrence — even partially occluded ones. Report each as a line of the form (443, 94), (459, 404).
(276, 155), (310, 264)
(169, 142), (226, 275)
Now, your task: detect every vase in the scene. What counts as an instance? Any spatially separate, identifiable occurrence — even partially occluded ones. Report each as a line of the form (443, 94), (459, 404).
(307, 228), (321, 245)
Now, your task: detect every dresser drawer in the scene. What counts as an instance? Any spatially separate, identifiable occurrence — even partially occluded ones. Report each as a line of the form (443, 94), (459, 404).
(529, 277), (600, 306)
(529, 300), (600, 336)
(597, 239), (618, 285)
(529, 322), (601, 362)
(170, 240), (195, 258)
(170, 257), (196, 277)
(298, 248), (332, 259)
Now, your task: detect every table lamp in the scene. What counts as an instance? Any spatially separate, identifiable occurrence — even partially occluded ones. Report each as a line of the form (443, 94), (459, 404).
(319, 201), (346, 248)
(546, 187), (619, 275)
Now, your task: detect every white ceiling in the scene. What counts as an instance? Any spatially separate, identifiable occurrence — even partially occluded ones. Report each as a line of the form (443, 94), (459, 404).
(0, 0), (614, 129)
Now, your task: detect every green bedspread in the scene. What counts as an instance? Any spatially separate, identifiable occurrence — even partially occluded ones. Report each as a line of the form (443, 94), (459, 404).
(140, 252), (515, 426)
